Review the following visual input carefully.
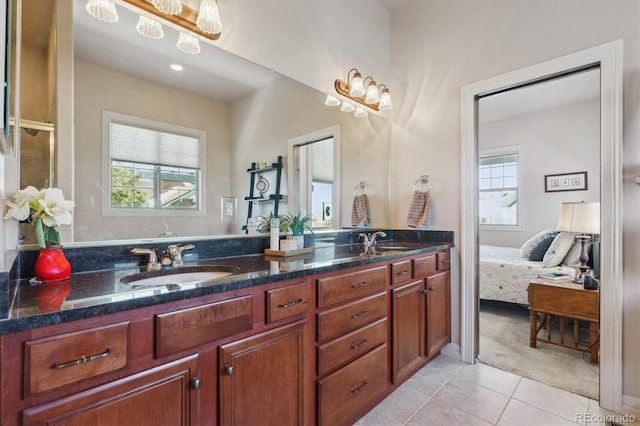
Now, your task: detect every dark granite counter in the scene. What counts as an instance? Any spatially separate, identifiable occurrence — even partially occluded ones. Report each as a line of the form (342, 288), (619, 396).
(0, 229), (454, 334)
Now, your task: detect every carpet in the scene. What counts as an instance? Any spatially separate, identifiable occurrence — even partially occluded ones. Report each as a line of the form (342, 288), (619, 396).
(479, 300), (599, 400)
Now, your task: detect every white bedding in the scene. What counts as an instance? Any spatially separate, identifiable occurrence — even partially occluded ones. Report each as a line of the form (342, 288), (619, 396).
(479, 245), (576, 305)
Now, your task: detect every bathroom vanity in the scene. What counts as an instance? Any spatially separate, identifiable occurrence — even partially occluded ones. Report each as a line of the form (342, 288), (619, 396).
(0, 230), (452, 425)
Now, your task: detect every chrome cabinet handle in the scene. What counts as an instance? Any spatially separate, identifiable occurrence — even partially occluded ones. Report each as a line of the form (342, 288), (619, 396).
(351, 310), (369, 319)
(442, 259), (450, 264)
(397, 270), (409, 276)
(52, 348), (111, 369)
(224, 365), (235, 376)
(350, 339), (369, 350)
(351, 281), (368, 288)
(190, 377), (202, 390)
(350, 381), (369, 394)
(277, 298), (304, 308)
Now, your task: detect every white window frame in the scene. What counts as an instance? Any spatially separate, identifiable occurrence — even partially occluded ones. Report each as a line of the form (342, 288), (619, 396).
(478, 145), (523, 231)
(101, 111), (207, 217)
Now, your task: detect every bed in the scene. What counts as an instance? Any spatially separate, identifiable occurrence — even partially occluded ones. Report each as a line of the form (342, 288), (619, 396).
(479, 245), (576, 305)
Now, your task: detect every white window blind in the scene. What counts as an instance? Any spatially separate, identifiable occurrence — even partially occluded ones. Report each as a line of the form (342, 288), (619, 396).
(311, 137), (333, 183)
(111, 122), (200, 169)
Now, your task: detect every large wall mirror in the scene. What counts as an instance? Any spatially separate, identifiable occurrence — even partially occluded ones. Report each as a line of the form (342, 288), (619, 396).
(9, 0), (390, 245)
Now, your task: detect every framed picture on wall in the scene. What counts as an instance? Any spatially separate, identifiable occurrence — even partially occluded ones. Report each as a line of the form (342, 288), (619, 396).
(322, 202), (332, 220)
(544, 171), (588, 192)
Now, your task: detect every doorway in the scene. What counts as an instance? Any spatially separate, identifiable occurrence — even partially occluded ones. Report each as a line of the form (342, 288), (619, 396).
(475, 68), (601, 399)
(460, 41), (623, 412)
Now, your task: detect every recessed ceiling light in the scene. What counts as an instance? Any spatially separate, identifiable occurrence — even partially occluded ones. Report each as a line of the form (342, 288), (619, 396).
(170, 63), (184, 71)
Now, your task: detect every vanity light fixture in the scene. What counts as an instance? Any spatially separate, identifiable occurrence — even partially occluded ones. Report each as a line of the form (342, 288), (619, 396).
(354, 107), (368, 118)
(86, 0), (119, 23)
(340, 102), (355, 113)
(152, 0), (182, 15)
(136, 15), (164, 39)
(333, 67), (393, 112)
(196, 0), (223, 35)
(324, 95), (341, 107)
(176, 32), (201, 54)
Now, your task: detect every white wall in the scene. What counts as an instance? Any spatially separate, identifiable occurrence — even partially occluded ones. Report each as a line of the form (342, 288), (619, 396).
(389, 0), (639, 402)
(479, 99), (600, 248)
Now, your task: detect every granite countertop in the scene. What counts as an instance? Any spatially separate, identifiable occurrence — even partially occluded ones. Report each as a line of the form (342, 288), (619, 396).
(0, 230), (453, 335)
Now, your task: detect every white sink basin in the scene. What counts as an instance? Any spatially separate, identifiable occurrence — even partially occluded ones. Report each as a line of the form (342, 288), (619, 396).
(121, 265), (240, 288)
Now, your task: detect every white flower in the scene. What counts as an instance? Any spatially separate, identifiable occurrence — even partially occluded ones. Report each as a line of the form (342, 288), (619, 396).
(38, 188), (74, 227)
(3, 186), (41, 221)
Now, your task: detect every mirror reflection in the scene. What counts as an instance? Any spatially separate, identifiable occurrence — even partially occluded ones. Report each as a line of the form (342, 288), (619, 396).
(10, 0), (390, 244)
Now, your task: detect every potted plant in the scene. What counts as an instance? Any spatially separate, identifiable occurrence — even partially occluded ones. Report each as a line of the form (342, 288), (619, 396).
(281, 211), (312, 249)
(255, 212), (288, 233)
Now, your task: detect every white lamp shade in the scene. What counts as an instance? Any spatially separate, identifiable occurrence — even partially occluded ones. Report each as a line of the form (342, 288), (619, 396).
(176, 32), (200, 54)
(196, 0), (222, 35)
(378, 90), (393, 110)
(325, 95), (340, 106)
(152, 0), (182, 15)
(340, 102), (355, 112)
(365, 82), (380, 104)
(556, 202), (600, 234)
(354, 107), (368, 118)
(86, 0), (119, 23)
(136, 15), (164, 39)
(349, 73), (365, 97)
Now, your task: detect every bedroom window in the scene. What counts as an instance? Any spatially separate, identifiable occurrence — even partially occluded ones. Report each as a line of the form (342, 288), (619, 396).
(479, 149), (520, 227)
(102, 111), (206, 217)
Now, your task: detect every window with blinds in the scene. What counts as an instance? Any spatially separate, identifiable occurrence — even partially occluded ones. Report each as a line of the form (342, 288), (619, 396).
(479, 148), (521, 227)
(103, 112), (205, 215)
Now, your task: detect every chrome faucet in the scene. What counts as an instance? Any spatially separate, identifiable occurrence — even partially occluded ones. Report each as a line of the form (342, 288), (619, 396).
(131, 248), (162, 271)
(359, 231), (387, 254)
(162, 244), (195, 267)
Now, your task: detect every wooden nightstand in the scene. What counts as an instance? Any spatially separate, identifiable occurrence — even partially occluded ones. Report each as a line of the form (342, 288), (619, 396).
(528, 278), (599, 364)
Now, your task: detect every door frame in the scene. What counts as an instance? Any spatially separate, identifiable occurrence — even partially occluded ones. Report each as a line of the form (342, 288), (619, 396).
(460, 40), (623, 412)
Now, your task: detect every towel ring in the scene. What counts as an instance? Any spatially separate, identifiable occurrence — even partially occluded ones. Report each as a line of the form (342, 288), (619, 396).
(354, 181), (368, 195)
(413, 175), (432, 192)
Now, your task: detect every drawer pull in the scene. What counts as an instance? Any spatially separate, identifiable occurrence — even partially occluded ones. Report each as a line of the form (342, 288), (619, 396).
(350, 381), (369, 394)
(351, 281), (368, 288)
(190, 377), (202, 390)
(442, 259), (450, 264)
(350, 339), (369, 350)
(397, 270), (409, 276)
(277, 298), (304, 308)
(52, 348), (111, 369)
(351, 310), (369, 320)
(224, 364), (235, 376)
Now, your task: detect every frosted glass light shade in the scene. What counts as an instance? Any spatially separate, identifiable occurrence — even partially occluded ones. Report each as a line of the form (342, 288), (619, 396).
(378, 89), (393, 110)
(152, 0), (182, 15)
(177, 32), (200, 54)
(556, 202), (600, 234)
(354, 107), (368, 118)
(340, 102), (355, 112)
(349, 72), (365, 97)
(136, 15), (164, 39)
(325, 95), (340, 106)
(86, 0), (119, 23)
(365, 81), (380, 104)
(196, 0), (222, 35)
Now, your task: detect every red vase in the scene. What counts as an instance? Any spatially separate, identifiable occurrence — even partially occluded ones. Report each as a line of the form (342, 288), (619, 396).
(35, 281), (71, 313)
(35, 248), (71, 283)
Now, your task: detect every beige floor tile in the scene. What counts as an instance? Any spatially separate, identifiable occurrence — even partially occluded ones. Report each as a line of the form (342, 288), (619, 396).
(451, 362), (522, 396)
(407, 398), (493, 426)
(497, 399), (580, 425)
(512, 377), (590, 423)
(433, 378), (510, 424)
(354, 381), (432, 426)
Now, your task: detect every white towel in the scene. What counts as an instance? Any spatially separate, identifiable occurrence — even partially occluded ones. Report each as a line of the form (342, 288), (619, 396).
(351, 194), (371, 226)
(407, 190), (431, 227)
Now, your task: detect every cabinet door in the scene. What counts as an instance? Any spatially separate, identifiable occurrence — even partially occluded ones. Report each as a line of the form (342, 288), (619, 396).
(23, 355), (200, 426)
(219, 320), (307, 426)
(426, 271), (451, 357)
(392, 280), (425, 383)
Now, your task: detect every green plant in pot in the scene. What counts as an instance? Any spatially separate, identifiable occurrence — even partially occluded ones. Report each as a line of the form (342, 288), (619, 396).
(281, 211), (312, 249)
(255, 212), (288, 233)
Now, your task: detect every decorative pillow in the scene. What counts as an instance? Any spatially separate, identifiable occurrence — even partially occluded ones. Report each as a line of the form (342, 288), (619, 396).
(562, 241), (582, 266)
(542, 232), (576, 267)
(520, 228), (553, 258)
(528, 232), (558, 261)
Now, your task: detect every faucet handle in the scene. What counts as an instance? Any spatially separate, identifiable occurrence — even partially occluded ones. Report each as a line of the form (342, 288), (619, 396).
(131, 248), (161, 271)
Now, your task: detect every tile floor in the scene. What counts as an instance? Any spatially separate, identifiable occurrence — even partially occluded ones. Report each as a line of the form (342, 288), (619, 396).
(355, 354), (635, 426)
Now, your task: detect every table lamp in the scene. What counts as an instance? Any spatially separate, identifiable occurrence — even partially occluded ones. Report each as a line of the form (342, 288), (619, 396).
(556, 201), (600, 286)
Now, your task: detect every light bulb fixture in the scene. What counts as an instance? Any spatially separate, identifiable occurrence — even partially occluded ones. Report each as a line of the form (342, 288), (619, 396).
(354, 107), (368, 118)
(340, 102), (355, 113)
(86, 0), (119, 23)
(152, 0), (182, 15)
(177, 32), (200, 54)
(334, 68), (392, 112)
(325, 95), (341, 107)
(136, 15), (164, 39)
(196, 0), (222, 35)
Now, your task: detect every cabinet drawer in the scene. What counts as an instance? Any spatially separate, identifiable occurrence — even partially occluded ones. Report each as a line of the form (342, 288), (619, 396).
(155, 295), (253, 357)
(317, 292), (387, 342)
(414, 254), (437, 277)
(25, 322), (130, 395)
(317, 318), (387, 376)
(391, 260), (412, 285)
(438, 250), (451, 271)
(266, 282), (309, 323)
(317, 344), (388, 426)
(317, 266), (387, 307)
